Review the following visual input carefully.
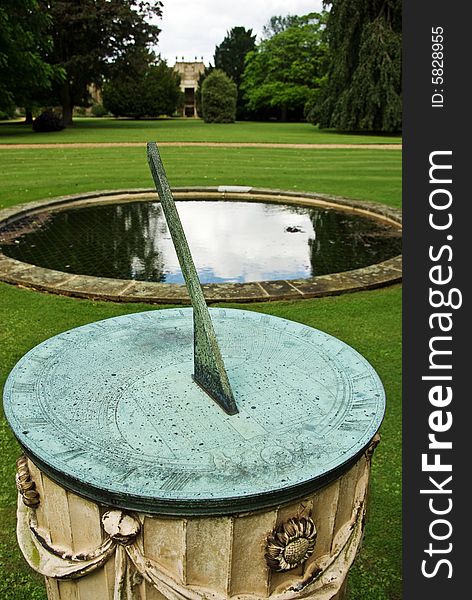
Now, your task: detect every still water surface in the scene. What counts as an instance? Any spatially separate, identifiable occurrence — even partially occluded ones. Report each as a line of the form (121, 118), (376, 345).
(0, 200), (401, 283)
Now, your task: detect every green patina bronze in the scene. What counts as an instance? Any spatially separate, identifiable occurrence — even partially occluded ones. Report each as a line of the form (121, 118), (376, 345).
(147, 142), (238, 416)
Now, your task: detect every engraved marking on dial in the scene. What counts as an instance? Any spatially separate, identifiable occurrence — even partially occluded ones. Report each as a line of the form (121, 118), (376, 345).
(13, 382), (36, 394)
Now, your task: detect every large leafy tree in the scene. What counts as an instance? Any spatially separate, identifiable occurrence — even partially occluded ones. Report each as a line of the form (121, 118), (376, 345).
(38, 0), (162, 125)
(262, 14), (304, 39)
(241, 13), (327, 121)
(312, 0), (402, 132)
(0, 0), (58, 117)
(214, 27), (256, 119)
(103, 50), (182, 118)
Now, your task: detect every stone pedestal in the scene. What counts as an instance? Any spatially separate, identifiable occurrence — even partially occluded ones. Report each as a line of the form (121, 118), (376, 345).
(5, 307), (385, 600)
(16, 438), (378, 600)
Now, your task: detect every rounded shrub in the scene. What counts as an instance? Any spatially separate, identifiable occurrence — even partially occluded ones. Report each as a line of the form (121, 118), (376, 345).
(32, 110), (64, 132)
(201, 70), (237, 123)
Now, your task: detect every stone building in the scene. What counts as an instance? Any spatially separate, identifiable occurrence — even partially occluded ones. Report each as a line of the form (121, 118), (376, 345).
(173, 59), (205, 118)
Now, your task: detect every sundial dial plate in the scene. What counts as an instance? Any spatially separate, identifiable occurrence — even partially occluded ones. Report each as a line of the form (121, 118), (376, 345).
(4, 308), (385, 515)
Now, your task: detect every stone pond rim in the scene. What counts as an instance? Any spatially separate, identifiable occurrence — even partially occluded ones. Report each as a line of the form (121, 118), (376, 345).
(0, 187), (402, 303)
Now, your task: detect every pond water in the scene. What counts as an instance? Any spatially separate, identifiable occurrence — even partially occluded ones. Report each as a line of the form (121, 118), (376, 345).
(0, 200), (401, 283)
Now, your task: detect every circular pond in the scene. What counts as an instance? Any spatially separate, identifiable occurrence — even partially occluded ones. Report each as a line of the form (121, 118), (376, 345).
(0, 188), (402, 302)
(0, 198), (401, 284)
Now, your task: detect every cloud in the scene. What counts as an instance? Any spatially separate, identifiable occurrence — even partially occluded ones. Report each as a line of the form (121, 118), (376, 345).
(155, 0), (323, 65)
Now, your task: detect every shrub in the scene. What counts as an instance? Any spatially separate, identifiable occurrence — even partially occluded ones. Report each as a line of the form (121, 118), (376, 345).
(91, 103), (108, 117)
(32, 110), (64, 132)
(201, 70), (237, 123)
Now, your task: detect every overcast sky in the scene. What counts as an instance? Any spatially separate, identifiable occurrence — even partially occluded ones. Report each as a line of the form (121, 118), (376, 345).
(155, 1), (324, 65)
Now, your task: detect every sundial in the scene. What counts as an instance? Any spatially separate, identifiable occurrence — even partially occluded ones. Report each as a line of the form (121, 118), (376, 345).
(3, 144), (385, 516)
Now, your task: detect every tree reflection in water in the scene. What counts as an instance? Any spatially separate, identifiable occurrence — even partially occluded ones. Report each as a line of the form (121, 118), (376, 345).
(0, 200), (401, 283)
(307, 208), (401, 277)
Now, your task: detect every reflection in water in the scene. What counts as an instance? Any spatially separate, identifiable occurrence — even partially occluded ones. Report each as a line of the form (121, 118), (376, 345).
(0, 200), (401, 283)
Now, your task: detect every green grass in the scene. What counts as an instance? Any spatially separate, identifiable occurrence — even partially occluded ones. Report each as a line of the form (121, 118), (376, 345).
(0, 117), (402, 145)
(0, 125), (401, 599)
(0, 147), (401, 209)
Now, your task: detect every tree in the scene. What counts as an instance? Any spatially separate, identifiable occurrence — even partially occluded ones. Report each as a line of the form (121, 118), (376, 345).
(311, 0), (402, 132)
(214, 27), (256, 87)
(241, 13), (327, 121)
(38, 0), (162, 125)
(262, 15), (303, 39)
(214, 27), (256, 119)
(201, 70), (237, 123)
(0, 0), (58, 118)
(103, 51), (182, 118)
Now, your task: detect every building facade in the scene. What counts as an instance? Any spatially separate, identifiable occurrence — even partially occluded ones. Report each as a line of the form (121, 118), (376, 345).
(173, 60), (205, 118)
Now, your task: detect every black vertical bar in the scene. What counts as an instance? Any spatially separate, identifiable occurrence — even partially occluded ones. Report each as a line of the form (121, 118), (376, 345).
(403, 2), (469, 598)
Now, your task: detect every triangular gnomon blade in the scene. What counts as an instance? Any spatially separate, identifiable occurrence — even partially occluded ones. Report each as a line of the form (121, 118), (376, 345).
(147, 142), (238, 415)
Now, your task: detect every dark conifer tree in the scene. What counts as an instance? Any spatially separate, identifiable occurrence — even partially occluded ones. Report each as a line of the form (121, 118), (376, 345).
(214, 27), (256, 119)
(311, 0), (401, 132)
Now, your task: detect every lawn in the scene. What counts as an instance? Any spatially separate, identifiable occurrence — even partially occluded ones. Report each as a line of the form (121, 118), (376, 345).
(0, 117), (402, 145)
(0, 147), (401, 209)
(0, 121), (401, 600)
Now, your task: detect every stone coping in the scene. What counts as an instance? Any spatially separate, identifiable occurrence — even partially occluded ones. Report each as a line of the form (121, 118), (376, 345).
(0, 187), (402, 304)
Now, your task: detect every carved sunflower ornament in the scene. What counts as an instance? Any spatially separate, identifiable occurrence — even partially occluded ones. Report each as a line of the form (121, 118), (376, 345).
(265, 517), (317, 571)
